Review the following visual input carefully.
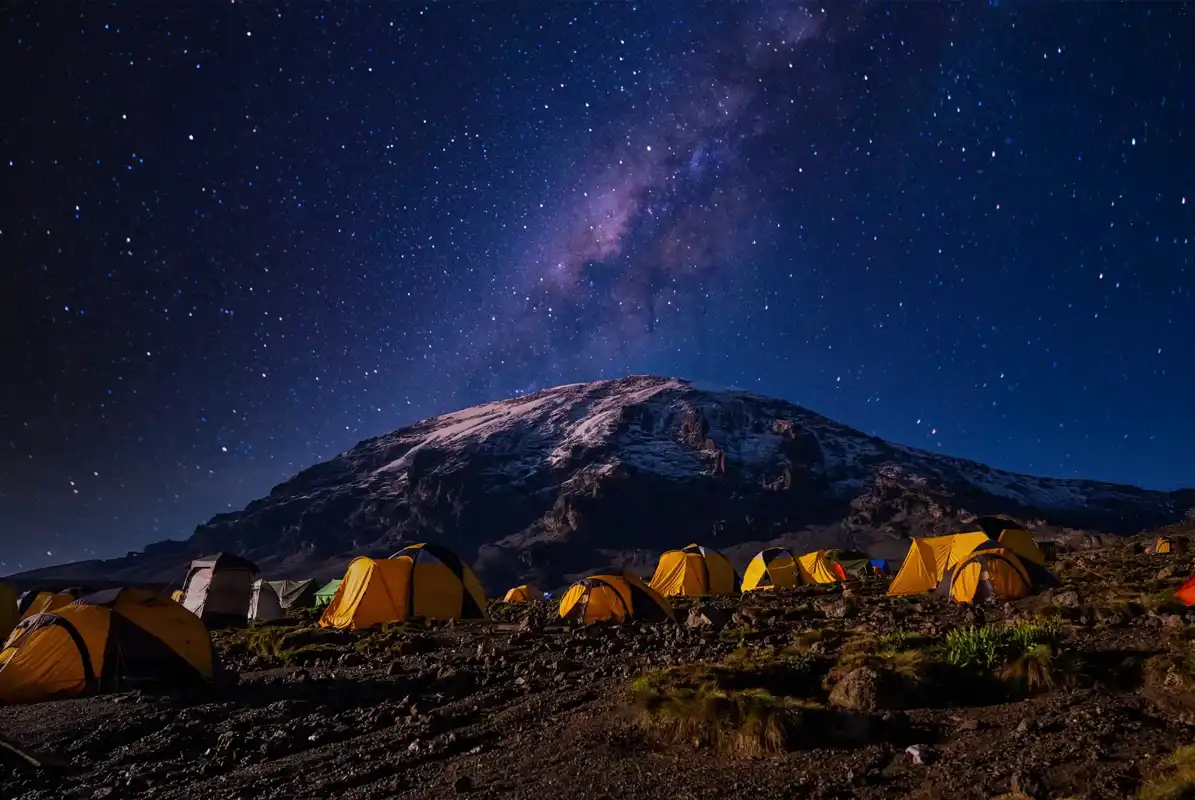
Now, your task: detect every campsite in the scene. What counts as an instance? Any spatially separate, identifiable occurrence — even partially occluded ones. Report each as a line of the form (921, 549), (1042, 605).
(5, 520), (1195, 799)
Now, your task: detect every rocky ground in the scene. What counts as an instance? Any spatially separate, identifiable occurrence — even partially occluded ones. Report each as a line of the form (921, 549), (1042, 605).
(7, 531), (1195, 799)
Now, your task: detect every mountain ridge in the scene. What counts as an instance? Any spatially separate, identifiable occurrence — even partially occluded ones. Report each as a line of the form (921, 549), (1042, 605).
(11, 375), (1193, 590)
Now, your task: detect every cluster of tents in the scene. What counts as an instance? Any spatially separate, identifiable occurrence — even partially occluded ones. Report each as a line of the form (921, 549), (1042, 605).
(0, 515), (1187, 706)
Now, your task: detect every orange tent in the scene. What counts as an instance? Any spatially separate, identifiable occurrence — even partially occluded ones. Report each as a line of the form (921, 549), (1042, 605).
(1177, 575), (1195, 606)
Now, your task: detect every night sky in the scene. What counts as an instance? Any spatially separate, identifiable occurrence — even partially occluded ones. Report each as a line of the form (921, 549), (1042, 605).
(2, 3), (1192, 572)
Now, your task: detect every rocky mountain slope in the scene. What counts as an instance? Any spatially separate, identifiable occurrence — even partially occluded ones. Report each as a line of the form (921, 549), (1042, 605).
(13, 376), (1192, 590)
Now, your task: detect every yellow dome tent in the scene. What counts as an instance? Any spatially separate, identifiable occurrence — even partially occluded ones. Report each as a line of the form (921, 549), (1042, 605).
(886, 532), (993, 596)
(502, 585), (544, 603)
(742, 548), (799, 591)
(959, 516), (1046, 565)
(649, 544), (737, 597)
(0, 582), (18, 643)
(559, 569), (674, 624)
(18, 589), (82, 623)
(936, 546), (1041, 604)
(1153, 536), (1180, 555)
(319, 543), (487, 630)
(796, 550), (876, 584)
(0, 588), (216, 704)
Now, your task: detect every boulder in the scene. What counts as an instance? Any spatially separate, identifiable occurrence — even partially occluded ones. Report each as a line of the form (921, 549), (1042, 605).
(685, 605), (731, 631)
(829, 666), (907, 711)
(905, 744), (934, 765)
(815, 598), (851, 619)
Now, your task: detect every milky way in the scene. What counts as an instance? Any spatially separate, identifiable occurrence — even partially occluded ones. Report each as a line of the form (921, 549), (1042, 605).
(2, 3), (1193, 570)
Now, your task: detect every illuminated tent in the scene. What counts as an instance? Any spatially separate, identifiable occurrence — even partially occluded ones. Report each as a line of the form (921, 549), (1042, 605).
(559, 569), (674, 624)
(935, 545), (1056, 604)
(886, 533), (994, 596)
(18, 589), (82, 623)
(180, 553), (259, 628)
(1151, 536), (1183, 555)
(958, 516), (1046, 565)
(796, 550), (871, 584)
(1176, 574), (1195, 606)
(0, 588), (216, 704)
(502, 585), (545, 603)
(649, 544), (737, 597)
(742, 548), (799, 592)
(319, 544), (487, 630)
(0, 582), (18, 643)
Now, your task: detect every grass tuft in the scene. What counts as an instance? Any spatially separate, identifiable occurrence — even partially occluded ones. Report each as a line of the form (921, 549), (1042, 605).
(1141, 590), (1186, 616)
(236, 624), (344, 664)
(1139, 744), (1195, 800)
(629, 655), (825, 756)
(995, 644), (1074, 694)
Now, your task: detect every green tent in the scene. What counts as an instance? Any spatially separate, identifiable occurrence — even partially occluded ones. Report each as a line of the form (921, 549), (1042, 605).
(314, 579), (342, 609)
(826, 549), (874, 580)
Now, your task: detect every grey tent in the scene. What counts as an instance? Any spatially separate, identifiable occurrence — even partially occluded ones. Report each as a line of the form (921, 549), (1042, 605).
(180, 553), (259, 628)
(267, 579), (318, 610)
(248, 579), (285, 623)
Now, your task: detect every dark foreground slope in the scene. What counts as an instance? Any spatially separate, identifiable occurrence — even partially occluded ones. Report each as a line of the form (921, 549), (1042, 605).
(6, 531), (1195, 799)
(13, 376), (1192, 590)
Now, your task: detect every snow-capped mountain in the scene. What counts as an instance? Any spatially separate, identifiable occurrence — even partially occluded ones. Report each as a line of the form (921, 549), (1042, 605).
(14, 376), (1192, 589)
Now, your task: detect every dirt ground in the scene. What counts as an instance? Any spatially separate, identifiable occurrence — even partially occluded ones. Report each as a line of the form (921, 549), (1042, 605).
(5, 536), (1195, 800)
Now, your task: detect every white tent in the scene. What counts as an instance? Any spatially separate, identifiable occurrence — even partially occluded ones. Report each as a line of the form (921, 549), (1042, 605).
(180, 553), (258, 628)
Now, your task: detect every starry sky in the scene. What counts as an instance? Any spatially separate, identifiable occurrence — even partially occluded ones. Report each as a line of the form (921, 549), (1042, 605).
(2, 2), (1192, 572)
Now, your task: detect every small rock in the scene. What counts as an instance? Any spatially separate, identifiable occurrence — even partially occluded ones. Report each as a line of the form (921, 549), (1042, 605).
(386, 661), (404, 677)
(453, 775), (473, 793)
(1162, 614), (1184, 629)
(1158, 566), (1176, 581)
(905, 744), (934, 765)
(956, 717), (980, 731)
(1015, 717), (1037, 735)
(816, 597), (850, 619)
(1052, 590), (1081, 609)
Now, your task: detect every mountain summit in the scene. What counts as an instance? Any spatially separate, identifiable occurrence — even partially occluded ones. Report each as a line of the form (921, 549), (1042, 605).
(14, 376), (1191, 589)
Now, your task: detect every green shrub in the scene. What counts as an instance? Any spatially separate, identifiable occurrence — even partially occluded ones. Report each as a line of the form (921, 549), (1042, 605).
(943, 621), (1074, 695)
(242, 624), (342, 663)
(943, 621), (1062, 670)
